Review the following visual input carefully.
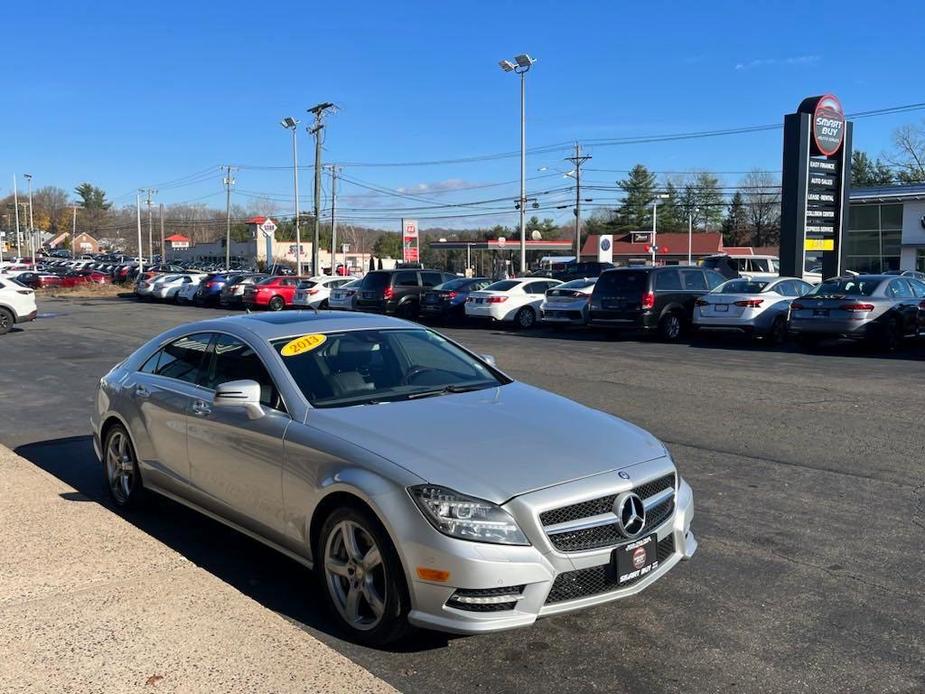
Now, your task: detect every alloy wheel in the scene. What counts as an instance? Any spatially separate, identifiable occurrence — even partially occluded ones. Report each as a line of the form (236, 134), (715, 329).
(105, 430), (135, 504)
(517, 307), (535, 329)
(323, 520), (387, 631)
(0, 309), (12, 334)
(661, 314), (681, 340)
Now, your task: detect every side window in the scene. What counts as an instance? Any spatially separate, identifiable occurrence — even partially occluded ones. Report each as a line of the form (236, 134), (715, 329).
(522, 282), (544, 295)
(202, 334), (282, 409)
(680, 270), (707, 290)
(394, 271), (418, 287)
(752, 259), (770, 272)
(908, 279), (925, 298)
(705, 271), (726, 289)
(421, 272), (443, 287)
(140, 350), (160, 374)
(654, 269), (682, 291)
(154, 333), (212, 384)
(735, 259), (748, 271)
(888, 279), (913, 299)
(774, 281), (794, 297)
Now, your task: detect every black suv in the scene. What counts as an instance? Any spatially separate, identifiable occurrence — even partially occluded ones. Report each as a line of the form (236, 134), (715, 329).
(553, 261), (615, 282)
(355, 268), (455, 318)
(589, 266), (726, 340)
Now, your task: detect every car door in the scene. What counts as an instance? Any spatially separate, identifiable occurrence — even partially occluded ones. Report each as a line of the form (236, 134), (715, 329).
(886, 279), (918, 336)
(186, 332), (291, 543)
(653, 268), (684, 315)
(679, 269), (710, 320)
(130, 332), (213, 494)
(907, 278), (925, 333)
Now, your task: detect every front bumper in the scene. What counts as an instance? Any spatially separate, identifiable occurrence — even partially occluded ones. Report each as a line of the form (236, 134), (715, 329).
(399, 460), (695, 634)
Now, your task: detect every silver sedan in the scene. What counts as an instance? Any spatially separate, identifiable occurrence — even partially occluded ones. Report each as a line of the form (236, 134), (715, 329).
(92, 311), (696, 644)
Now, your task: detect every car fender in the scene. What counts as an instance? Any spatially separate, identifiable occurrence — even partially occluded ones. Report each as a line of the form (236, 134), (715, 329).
(658, 301), (689, 321)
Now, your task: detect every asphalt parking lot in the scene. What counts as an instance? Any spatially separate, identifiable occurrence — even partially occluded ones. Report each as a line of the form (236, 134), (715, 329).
(1, 297), (922, 693)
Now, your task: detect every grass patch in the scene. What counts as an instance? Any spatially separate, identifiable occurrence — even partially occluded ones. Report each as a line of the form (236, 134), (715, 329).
(43, 283), (128, 299)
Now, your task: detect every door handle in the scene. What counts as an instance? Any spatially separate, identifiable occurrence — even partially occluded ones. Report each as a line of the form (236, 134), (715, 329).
(191, 400), (212, 417)
(134, 385), (151, 399)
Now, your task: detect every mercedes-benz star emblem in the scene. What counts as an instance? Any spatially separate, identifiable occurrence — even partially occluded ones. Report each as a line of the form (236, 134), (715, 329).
(613, 492), (646, 537)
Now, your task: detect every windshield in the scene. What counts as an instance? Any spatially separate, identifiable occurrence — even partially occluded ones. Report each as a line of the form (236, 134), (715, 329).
(484, 280), (519, 292)
(272, 328), (508, 408)
(809, 278), (881, 297)
(716, 280), (769, 294)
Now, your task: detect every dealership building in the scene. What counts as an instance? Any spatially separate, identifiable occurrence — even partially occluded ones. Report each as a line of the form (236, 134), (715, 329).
(846, 183), (925, 273)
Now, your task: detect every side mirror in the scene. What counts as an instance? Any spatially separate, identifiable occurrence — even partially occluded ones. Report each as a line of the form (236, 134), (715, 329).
(480, 354), (497, 367)
(214, 379), (264, 420)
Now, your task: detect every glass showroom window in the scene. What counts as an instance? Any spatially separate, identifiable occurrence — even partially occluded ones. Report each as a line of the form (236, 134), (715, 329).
(845, 204), (902, 273)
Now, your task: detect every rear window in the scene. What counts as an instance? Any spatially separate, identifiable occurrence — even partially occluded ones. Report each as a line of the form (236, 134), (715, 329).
(594, 270), (648, 294)
(256, 277), (278, 286)
(485, 280), (519, 292)
(361, 272), (390, 290)
(717, 280), (768, 294)
(810, 278), (881, 297)
(436, 278), (474, 291)
(297, 280), (319, 289)
(559, 279), (596, 290)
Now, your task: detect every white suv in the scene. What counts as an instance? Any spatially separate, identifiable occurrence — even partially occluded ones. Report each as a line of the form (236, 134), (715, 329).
(0, 278), (38, 334)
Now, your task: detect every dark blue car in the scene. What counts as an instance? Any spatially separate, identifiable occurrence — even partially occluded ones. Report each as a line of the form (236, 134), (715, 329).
(420, 277), (492, 321)
(194, 272), (236, 306)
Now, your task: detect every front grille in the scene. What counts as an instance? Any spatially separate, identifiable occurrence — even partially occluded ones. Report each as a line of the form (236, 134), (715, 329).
(545, 535), (676, 604)
(446, 585), (525, 613)
(546, 499), (674, 552)
(539, 473), (675, 527)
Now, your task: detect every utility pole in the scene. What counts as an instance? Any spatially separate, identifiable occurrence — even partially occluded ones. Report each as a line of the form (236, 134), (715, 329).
(223, 166), (236, 271)
(136, 193), (144, 273)
(142, 188), (157, 265)
(12, 175), (21, 258)
(328, 165), (339, 275)
(70, 204), (80, 259)
(307, 102), (335, 276)
(565, 143), (591, 265)
(24, 174), (34, 265)
(159, 203), (165, 264)
(280, 117), (302, 275)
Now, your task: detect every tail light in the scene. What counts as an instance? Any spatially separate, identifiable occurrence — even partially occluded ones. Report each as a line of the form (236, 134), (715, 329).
(641, 291), (655, 310)
(919, 300), (925, 309)
(839, 303), (875, 312)
(790, 302), (804, 311)
(695, 299), (709, 307)
(307, 288), (320, 295)
(446, 291), (458, 299)
(487, 295), (509, 304)
(383, 287), (394, 300)
(733, 299), (764, 308)
(205, 281), (215, 288)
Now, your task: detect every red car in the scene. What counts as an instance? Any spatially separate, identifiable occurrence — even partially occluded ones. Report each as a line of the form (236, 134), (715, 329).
(61, 271), (112, 287)
(242, 276), (307, 311)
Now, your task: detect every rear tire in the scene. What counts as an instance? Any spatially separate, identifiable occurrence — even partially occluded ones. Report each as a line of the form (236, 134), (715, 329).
(316, 506), (410, 646)
(767, 316), (788, 346)
(0, 308), (13, 335)
(268, 295), (285, 311)
(515, 307), (537, 330)
(658, 311), (683, 341)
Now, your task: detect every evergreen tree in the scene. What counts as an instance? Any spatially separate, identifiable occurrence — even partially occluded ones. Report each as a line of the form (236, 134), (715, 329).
(655, 180), (684, 232)
(691, 171), (724, 231)
(721, 192), (749, 246)
(851, 150), (894, 186)
(615, 164), (656, 232)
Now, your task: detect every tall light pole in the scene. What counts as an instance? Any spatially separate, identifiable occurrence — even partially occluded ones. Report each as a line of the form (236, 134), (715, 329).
(12, 175), (21, 258)
(687, 207), (700, 266)
(24, 174), (34, 264)
(651, 193), (669, 266)
(308, 102), (336, 276)
(70, 203), (81, 258)
(499, 53), (535, 275)
(135, 193), (144, 273)
(222, 166), (236, 270)
(281, 117), (302, 275)
(142, 188), (156, 264)
(328, 165), (339, 275)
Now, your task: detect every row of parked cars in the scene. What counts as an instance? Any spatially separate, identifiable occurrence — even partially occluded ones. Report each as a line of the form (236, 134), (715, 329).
(131, 261), (925, 353)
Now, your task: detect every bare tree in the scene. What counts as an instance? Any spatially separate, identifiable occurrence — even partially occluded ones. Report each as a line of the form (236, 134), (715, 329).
(740, 170), (781, 248)
(886, 122), (925, 183)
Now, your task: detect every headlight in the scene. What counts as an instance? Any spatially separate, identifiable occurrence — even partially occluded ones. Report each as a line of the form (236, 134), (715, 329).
(408, 485), (529, 546)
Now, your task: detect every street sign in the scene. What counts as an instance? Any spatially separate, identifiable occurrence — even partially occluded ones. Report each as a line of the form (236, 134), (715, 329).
(598, 234), (613, 263)
(341, 243), (350, 253)
(401, 219), (419, 263)
(497, 236), (507, 247)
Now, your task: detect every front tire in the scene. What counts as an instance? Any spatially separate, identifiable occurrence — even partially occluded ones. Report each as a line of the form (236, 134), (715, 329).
(316, 507), (410, 646)
(103, 424), (144, 509)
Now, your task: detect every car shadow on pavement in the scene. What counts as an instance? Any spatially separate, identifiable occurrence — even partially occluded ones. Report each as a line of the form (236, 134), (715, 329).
(14, 434), (454, 655)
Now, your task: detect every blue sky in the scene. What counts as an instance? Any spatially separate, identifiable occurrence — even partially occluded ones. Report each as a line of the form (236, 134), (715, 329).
(3, 0), (923, 229)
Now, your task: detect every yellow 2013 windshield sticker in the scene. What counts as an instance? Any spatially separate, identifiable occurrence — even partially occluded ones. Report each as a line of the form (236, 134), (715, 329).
(281, 333), (327, 357)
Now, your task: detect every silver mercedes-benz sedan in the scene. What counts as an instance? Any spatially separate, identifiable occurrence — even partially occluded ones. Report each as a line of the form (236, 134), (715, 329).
(91, 311), (696, 644)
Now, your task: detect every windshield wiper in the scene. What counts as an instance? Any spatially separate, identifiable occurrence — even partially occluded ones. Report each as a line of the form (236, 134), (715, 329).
(406, 383), (496, 400)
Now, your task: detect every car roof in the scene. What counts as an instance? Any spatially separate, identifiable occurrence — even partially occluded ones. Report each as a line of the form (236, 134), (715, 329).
(186, 311), (419, 342)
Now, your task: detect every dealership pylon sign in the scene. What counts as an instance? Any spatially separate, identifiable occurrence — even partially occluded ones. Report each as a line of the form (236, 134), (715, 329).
(780, 94), (853, 279)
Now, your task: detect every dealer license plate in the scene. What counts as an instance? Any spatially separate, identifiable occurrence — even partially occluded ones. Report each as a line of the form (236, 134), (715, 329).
(813, 309), (829, 317)
(715, 304), (729, 312)
(613, 534), (658, 584)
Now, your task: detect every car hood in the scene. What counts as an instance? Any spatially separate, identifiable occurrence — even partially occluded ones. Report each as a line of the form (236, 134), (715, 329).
(307, 382), (668, 504)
